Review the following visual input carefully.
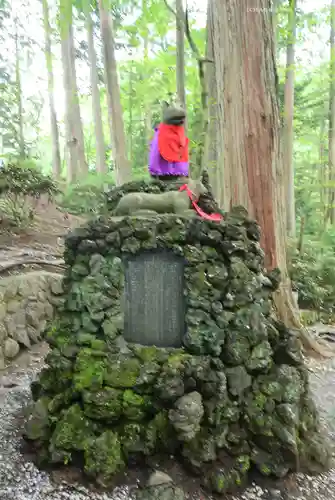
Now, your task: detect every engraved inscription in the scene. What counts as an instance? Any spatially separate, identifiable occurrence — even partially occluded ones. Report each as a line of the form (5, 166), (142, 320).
(123, 250), (185, 347)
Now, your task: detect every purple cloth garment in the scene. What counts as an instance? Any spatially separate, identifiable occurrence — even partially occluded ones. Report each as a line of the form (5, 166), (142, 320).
(148, 128), (189, 177)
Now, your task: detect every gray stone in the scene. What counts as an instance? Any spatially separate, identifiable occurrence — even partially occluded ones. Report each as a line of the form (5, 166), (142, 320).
(123, 250), (185, 348)
(136, 484), (185, 500)
(0, 322), (7, 344)
(246, 340), (273, 371)
(44, 302), (54, 318)
(226, 366), (252, 397)
(169, 391), (204, 442)
(5, 310), (26, 335)
(0, 303), (6, 321)
(0, 346), (5, 370)
(50, 277), (63, 295)
(11, 328), (31, 348)
(6, 300), (21, 314)
(27, 326), (41, 344)
(147, 471), (173, 487)
(4, 281), (17, 299)
(4, 338), (20, 359)
(26, 303), (46, 328)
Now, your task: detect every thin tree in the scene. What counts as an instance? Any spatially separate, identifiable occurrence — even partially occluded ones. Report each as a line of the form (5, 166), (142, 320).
(205, 0), (221, 201)
(210, 0), (333, 356)
(59, 0), (87, 182)
(327, 0), (335, 225)
(14, 23), (25, 158)
(98, 0), (131, 185)
(176, 0), (186, 118)
(283, 0), (297, 237)
(83, 0), (106, 174)
(42, 0), (62, 178)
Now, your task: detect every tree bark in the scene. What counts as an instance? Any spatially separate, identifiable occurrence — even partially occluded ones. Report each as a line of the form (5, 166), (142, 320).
(210, 0), (333, 356)
(328, 0), (335, 225)
(68, 26), (88, 176)
(98, 0), (131, 185)
(176, 0), (186, 124)
(42, 0), (62, 179)
(206, 0), (221, 202)
(283, 0), (297, 237)
(84, 0), (106, 174)
(14, 25), (25, 159)
(59, 0), (87, 182)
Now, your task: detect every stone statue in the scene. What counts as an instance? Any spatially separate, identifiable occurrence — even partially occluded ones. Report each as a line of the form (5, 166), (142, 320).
(113, 178), (207, 216)
(148, 101), (189, 181)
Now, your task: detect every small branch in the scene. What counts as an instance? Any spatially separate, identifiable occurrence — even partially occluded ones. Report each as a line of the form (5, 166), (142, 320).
(162, 0), (176, 18)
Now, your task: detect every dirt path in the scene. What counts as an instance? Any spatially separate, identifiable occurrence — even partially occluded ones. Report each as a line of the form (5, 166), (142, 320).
(0, 197), (85, 277)
(0, 344), (334, 500)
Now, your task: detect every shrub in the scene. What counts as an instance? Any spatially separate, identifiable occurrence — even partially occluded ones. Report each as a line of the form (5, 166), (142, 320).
(58, 172), (115, 216)
(287, 239), (335, 315)
(0, 160), (59, 227)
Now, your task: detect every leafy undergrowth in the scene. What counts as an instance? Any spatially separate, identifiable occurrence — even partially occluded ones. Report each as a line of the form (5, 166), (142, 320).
(0, 160), (59, 228)
(288, 239), (335, 322)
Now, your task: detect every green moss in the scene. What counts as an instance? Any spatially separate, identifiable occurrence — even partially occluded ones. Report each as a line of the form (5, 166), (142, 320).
(235, 455), (251, 473)
(38, 351), (73, 395)
(76, 333), (97, 346)
(24, 397), (51, 441)
(146, 411), (172, 452)
(166, 351), (191, 370)
(259, 463), (271, 475)
(48, 389), (75, 414)
(73, 348), (106, 391)
(254, 392), (267, 410)
(83, 388), (123, 421)
(104, 357), (141, 388)
(132, 345), (167, 363)
(84, 431), (125, 486)
(50, 404), (97, 452)
(122, 389), (152, 420)
(121, 422), (147, 457)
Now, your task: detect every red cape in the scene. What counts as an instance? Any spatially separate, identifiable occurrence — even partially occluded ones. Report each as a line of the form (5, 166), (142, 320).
(158, 123), (189, 162)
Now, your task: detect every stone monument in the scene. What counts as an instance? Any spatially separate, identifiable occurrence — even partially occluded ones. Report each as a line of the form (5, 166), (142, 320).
(123, 250), (185, 347)
(24, 182), (330, 495)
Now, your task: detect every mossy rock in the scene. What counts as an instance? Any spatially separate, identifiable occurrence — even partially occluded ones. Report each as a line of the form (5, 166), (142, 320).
(84, 431), (125, 486)
(83, 388), (123, 421)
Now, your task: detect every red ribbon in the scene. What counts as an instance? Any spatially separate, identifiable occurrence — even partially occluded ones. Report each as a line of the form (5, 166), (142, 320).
(179, 184), (223, 221)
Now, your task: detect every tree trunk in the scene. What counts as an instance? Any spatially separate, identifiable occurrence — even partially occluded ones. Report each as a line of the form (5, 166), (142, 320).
(143, 20), (152, 145)
(128, 67), (133, 160)
(98, 0), (131, 185)
(68, 26), (88, 176)
(84, 0), (106, 174)
(176, 0), (186, 123)
(59, 0), (87, 182)
(283, 0), (297, 237)
(328, 0), (335, 225)
(42, 0), (62, 178)
(14, 26), (24, 158)
(319, 101), (328, 229)
(210, 0), (333, 356)
(206, 0), (221, 202)
(60, 2), (78, 183)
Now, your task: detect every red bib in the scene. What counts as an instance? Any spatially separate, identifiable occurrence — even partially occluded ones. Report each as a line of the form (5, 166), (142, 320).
(158, 123), (189, 163)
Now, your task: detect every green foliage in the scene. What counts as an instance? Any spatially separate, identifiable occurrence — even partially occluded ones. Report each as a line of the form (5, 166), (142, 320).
(0, 159), (59, 227)
(58, 172), (114, 216)
(288, 240), (335, 315)
(0, 159), (58, 197)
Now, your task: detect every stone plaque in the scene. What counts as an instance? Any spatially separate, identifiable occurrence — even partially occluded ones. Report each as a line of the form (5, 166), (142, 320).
(123, 250), (185, 347)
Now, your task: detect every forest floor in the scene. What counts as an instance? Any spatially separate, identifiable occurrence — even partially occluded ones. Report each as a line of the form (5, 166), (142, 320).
(0, 200), (335, 500)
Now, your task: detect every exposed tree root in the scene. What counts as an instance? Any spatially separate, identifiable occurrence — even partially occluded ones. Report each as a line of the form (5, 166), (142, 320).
(274, 282), (335, 358)
(0, 258), (65, 275)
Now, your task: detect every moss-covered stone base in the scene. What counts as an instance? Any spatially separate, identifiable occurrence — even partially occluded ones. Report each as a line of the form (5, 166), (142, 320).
(24, 204), (330, 494)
